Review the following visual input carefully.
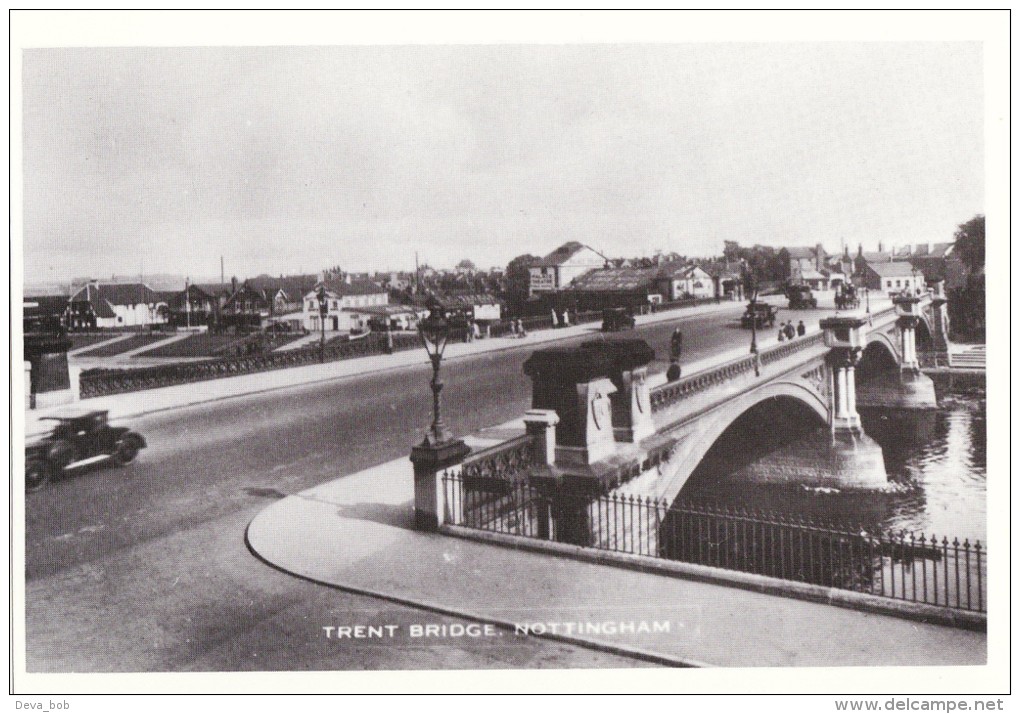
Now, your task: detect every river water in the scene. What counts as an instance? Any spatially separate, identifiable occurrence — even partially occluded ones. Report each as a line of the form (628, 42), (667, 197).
(680, 385), (987, 545)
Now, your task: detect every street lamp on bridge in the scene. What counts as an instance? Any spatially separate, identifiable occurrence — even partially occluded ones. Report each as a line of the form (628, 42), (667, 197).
(418, 303), (457, 447)
(316, 286), (328, 363)
(410, 300), (470, 531)
(741, 259), (760, 377)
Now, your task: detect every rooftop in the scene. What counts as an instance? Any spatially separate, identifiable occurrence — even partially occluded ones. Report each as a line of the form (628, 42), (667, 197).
(867, 261), (921, 278)
(567, 267), (657, 292)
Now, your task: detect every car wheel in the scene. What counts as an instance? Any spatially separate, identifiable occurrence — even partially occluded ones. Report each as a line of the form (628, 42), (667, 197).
(25, 459), (51, 492)
(111, 435), (141, 466)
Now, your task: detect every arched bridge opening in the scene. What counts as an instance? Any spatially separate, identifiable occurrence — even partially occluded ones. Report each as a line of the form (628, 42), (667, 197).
(673, 394), (827, 508)
(857, 339), (900, 380)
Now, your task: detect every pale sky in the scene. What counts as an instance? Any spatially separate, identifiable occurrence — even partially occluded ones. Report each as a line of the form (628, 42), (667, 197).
(22, 43), (983, 283)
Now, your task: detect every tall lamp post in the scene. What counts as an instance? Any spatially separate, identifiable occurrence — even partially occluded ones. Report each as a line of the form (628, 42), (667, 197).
(417, 305), (455, 446)
(316, 286), (328, 363)
(741, 260), (760, 376)
(410, 303), (470, 531)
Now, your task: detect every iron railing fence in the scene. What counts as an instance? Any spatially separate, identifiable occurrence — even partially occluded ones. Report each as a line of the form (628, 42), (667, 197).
(441, 473), (985, 613)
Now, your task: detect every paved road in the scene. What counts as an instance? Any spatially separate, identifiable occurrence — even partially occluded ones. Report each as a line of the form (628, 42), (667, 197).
(24, 301), (827, 671)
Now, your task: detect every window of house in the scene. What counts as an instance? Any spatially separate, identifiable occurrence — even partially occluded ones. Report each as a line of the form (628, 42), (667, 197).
(332, 301), (338, 309)
(895, 280), (901, 288)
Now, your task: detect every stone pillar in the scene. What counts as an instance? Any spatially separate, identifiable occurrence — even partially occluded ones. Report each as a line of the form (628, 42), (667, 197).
(524, 409), (559, 466)
(827, 349), (862, 436)
(410, 438), (471, 531)
(614, 366), (655, 443)
(522, 339), (654, 468)
(897, 315), (920, 372)
(930, 290), (950, 353)
(821, 315), (868, 436)
(24, 332), (73, 410)
(845, 360), (858, 418)
(24, 361), (32, 409)
(558, 378), (617, 466)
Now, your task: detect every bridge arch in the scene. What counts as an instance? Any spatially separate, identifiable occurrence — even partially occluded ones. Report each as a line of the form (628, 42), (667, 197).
(650, 378), (829, 506)
(915, 315), (935, 351)
(859, 331), (900, 377)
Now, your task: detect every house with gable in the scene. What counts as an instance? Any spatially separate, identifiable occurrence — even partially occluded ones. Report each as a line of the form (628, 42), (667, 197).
(654, 262), (715, 301)
(67, 282), (169, 330)
(528, 242), (606, 295)
(302, 276), (389, 334)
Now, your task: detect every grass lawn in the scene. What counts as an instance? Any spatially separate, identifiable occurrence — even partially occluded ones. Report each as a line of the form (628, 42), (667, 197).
(136, 332), (307, 357)
(68, 333), (124, 351)
(135, 333), (247, 357)
(76, 334), (170, 357)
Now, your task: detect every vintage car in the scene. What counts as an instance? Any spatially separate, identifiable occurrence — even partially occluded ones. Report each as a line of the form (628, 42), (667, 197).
(786, 284), (818, 310)
(601, 308), (636, 332)
(25, 410), (146, 492)
(740, 302), (779, 329)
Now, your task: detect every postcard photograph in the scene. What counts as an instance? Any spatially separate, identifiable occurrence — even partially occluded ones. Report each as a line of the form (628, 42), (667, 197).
(10, 9), (1009, 698)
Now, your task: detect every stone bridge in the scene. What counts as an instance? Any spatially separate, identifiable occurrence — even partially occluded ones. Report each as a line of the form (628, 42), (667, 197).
(413, 291), (951, 536)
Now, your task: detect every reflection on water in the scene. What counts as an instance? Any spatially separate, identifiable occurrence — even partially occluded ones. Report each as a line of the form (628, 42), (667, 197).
(682, 389), (986, 543)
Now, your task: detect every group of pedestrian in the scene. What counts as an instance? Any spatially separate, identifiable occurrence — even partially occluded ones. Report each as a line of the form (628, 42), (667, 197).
(509, 319), (528, 338)
(551, 308), (572, 329)
(777, 320), (806, 342)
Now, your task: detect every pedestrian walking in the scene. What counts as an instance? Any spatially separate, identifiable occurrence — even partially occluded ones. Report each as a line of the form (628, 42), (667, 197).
(667, 361), (682, 381)
(517, 318), (527, 337)
(562, 309), (570, 327)
(670, 327), (684, 361)
(797, 320), (806, 337)
(784, 321), (796, 340)
(509, 319), (518, 337)
(777, 326), (786, 342)
(551, 309), (559, 328)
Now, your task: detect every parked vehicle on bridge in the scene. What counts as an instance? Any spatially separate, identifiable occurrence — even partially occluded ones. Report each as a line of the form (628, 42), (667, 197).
(740, 303), (779, 329)
(601, 308), (636, 332)
(785, 284), (818, 310)
(25, 410), (146, 492)
(835, 285), (860, 310)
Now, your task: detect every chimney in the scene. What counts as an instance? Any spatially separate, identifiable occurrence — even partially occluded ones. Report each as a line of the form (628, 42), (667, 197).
(231, 276), (238, 293)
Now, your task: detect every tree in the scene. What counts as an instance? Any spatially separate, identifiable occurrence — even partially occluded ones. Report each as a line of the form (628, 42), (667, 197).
(953, 214), (985, 277)
(504, 254), (540, 313)
(456, 259), (477, 272)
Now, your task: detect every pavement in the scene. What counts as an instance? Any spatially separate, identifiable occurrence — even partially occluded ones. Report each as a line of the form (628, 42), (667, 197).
(245, 444), (986, 668)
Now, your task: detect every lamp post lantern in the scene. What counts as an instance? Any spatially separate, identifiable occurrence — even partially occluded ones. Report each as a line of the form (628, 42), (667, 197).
(418, 304), (455, 446)
(316, 286), (328, 363)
